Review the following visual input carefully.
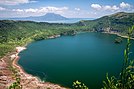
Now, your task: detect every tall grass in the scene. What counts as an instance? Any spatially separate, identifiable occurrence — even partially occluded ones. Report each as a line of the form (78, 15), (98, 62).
(102, 26), (134, 89)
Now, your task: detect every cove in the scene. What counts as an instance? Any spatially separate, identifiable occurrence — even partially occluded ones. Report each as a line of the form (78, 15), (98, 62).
(18, 32), (134, 89)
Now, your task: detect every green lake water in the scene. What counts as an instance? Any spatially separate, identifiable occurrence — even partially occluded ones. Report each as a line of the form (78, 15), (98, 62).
(18, 32), (134, 89)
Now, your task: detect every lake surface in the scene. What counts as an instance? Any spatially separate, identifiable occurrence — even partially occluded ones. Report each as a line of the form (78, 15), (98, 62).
(1, 18), (94, 23)
(18, 32), (134, 89)
(43, 18), (94, 23)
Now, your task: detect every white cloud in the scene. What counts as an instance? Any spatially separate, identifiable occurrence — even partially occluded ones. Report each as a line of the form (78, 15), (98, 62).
(12, 9), (24, 12)
(120, 2), (131, 9)
(89, 2), (134, 18)
(0, 7), (6, 11)
(91, 4), (119, 11)
(75, 8), (80, 11)
(0, 0), (37, 5)
(42, 6), (68, 12)
(9, 6), (70, 18)
(26, 6), (68, 13)
(112, 5), (120, 10)
(25, 8), (38, 13)
(103, 5), (119, 11)
(12, 6), (69, 14)
(91, 4), (102, 10)
(91, 2), (133, 11)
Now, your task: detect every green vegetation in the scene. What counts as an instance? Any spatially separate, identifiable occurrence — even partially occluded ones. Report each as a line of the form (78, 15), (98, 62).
(9, 79), (21, 89)
(0, 12), (134, 89)
(0, 20), (85, 57)
(78, 12), (134, 35)
(102, 26), (134, 89)
(73, 80), (88, 89)
(0, 12), (134, 58)
(9, 63), (21, 89)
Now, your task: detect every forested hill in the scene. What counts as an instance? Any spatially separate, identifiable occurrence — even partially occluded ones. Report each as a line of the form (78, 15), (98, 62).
(0, 20), (85, 57)
(75, 12), (134, 34)
(0, 12), (134, 57)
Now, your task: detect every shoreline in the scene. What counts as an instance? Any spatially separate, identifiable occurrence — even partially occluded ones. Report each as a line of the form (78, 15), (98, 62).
(102, 31), (134, 40)
(0, 31), (133, 88)
(12, 32), (131, 88)
(12, 47), (67, 89)
(13, 32), (132, 89)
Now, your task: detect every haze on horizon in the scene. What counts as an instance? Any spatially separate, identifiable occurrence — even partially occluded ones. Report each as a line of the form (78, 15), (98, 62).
(0, 0), (134, 18)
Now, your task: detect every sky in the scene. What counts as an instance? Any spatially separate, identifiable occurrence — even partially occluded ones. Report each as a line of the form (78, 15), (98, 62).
(0, 0), (134, 18)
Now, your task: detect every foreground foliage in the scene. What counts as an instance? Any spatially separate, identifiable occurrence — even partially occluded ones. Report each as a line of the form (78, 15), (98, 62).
(102, 26), (134, 89)
(9, 63), (21, 89)
(73, 80), (88, 89)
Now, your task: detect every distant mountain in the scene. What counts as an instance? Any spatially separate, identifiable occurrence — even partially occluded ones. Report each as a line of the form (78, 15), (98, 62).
(0, 13), (95, 23)
(7, 13), (68, 21)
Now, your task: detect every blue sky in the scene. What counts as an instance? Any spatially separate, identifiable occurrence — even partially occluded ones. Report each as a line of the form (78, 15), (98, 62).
(0, 0), (134, 18)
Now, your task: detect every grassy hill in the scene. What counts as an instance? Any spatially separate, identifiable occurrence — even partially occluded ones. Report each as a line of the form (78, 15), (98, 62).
(0, 12), (134, 57)
(76, 12), (134, 35)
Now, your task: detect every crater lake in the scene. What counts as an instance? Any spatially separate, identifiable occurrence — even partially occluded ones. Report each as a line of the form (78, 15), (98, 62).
(18, 32), (134, 89)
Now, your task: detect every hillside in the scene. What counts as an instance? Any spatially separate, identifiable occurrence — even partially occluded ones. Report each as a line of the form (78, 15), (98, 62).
(0, 12), (134, 57)
(76, 12), (134, 36)
(0, 12), (134, 89)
